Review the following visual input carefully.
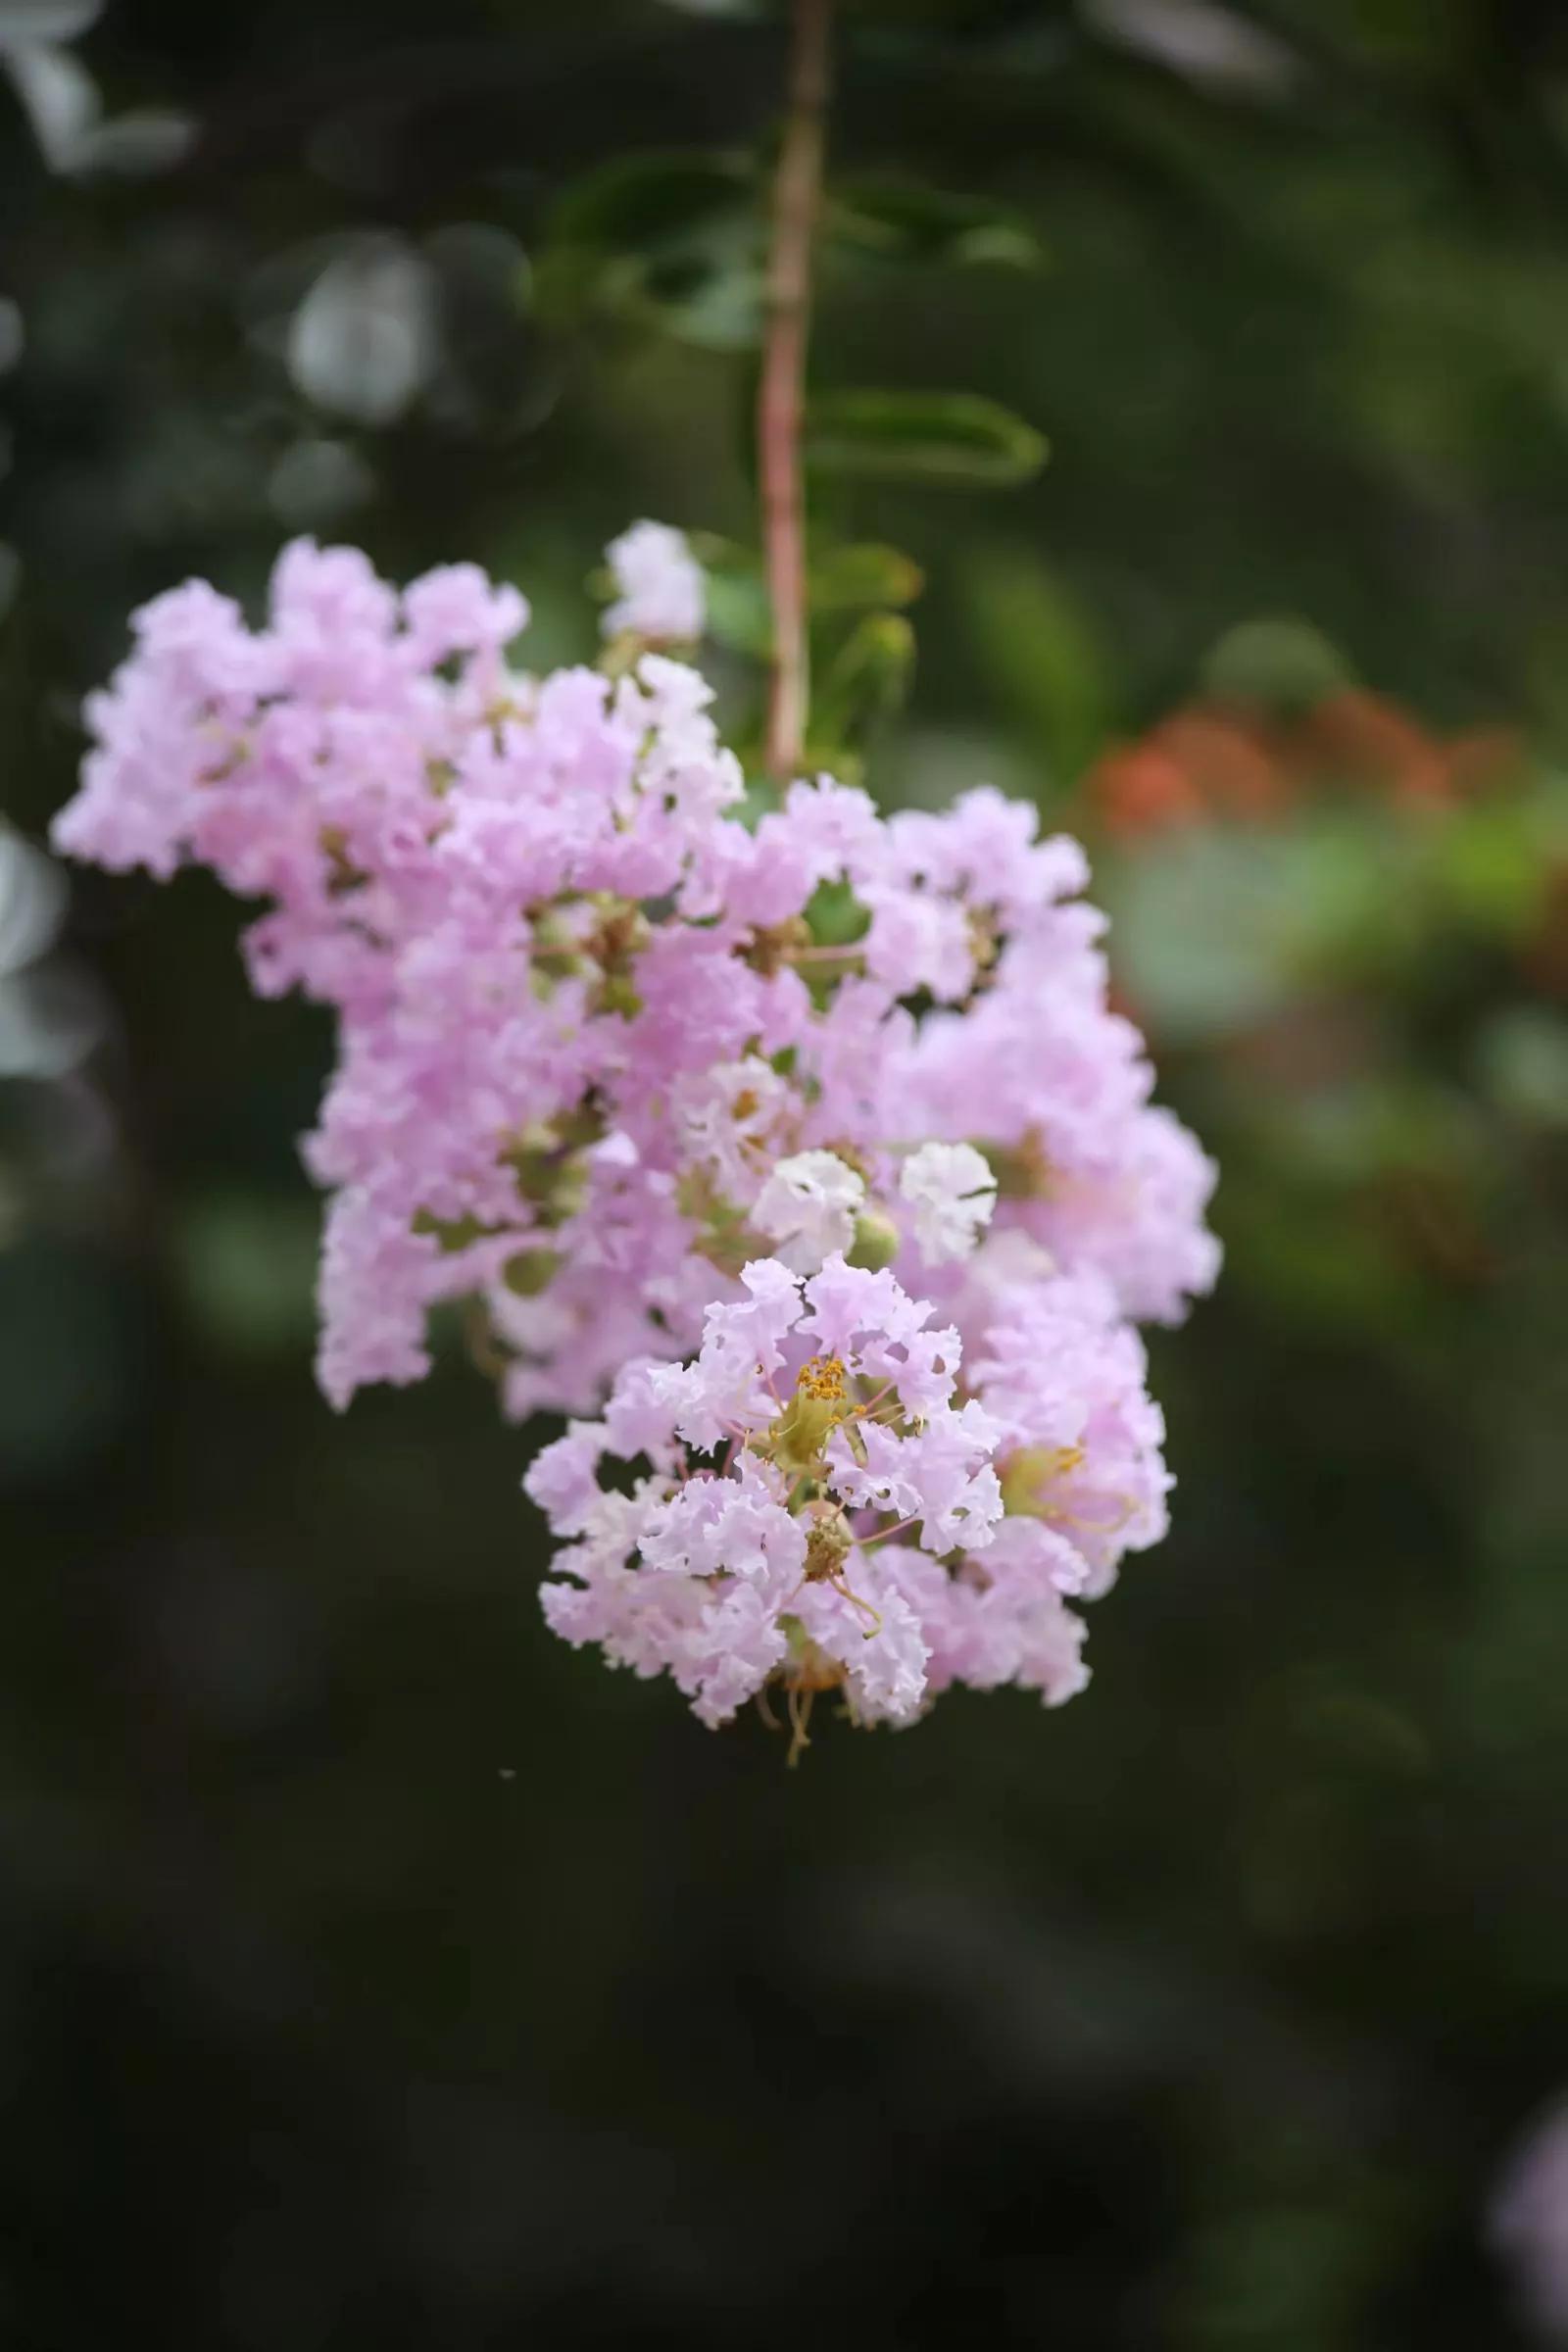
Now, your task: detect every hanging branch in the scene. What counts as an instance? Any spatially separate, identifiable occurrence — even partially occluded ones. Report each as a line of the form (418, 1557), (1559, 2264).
(760, 0), (834, 780)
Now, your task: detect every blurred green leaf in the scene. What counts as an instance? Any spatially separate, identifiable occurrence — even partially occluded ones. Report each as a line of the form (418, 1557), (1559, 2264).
(690, 538), (923, 657)
(547, 149), (755, 257)
(596, 233), (764, 351)
(1217, 1166), (1425, 1339)
(541, 150), (762, 348)
(702, 562), (773, 658)
(811, 612), (916, 752)
(1475, 1006), (1568, 1132)
(1279, 1076), (1492, 1187)
(827, 175), (1044, 270)
(1291, 813), (1423, 977)
(0, 1238), (143, 1482)
(804, 876), (870, 949)
(962, 544), (1110, 784)
(1102, 828), (1304, 1044)
(805, 389), (1047, 485)
(1201, 617), (1355, 715)
(809, 541), (924, 610)
(172, 1192), (319, 1358)
(1428, 798), (1554, 943)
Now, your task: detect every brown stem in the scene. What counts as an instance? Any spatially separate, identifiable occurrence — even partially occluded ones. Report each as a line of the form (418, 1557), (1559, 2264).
(760, 0), (833, 780)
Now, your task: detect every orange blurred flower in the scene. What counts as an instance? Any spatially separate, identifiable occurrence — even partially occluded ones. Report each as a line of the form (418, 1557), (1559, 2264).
(1087, 686), (1523, 838)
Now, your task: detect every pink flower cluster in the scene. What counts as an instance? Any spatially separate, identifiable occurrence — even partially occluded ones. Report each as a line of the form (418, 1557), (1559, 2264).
(53, 532), (1218, 1739)
(529, 1250), (1170, 1746)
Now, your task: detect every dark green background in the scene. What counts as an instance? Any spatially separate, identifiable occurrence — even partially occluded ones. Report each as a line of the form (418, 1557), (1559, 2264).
(3, 3), (1567, 2344)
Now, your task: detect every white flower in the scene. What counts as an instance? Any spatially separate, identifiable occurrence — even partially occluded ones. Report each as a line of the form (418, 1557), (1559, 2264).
(602, 520), (705, 644)
(676, 1054), (789, 1199)
(900, 1141), (997, 1264)
(752, 1150), (865, 1275)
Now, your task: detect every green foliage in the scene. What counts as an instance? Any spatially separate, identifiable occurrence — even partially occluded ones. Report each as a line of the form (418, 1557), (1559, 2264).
(1103, 772), (1568, 1048)
(172, 1191), (319, 1355)
(811, 611), (916, 759)
(545, 149), (756, 257)
(692, 539), (775, 658)
(1201, 619), (1355, 717)
(803, 875), (871, 948)
(808, 540), (924, 610)
(694, 535), (923, 662)
(1474, 1005), (1568, 1133)
(961, 545), (1111, 786)
(826, 175), (1045, 270)
(539, 148), (763, 349)
(805, 386), (1047, 484)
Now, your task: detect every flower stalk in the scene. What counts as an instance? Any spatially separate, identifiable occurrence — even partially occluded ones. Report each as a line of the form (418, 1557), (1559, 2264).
(760, 0), (834, 779)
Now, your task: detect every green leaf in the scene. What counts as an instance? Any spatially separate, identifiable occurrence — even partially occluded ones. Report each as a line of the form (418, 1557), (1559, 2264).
(1429, 800), (1552, 943)
(541, 150), (763, 348)
(548, 149), (755, 257)
(1201, 617), (1355, 715)
(961, 545), (1109, 783)
(601, 234), (764, 351)
(827, 175), (1045, 270)
(1475, 1006), (1568, 1132)
(702, 564), (773, 659)
(1102, 827), (1299, 1046)
(682, 538), (773, 657)
(689, 539), (924, 657)
(808, 542), (924, 610)
(172, 1192), (318, 1357)
(811, 612), (916, 752)
(805, 390), (1047, 486)
(804, 877), (870, 949)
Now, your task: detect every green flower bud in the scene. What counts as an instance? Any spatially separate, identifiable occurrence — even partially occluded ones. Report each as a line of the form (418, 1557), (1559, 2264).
(846, 1206), (900, 1271)
(503, 1247), (562, 1298)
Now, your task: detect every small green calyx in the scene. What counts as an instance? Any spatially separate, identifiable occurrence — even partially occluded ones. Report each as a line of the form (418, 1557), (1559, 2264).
(503, 1247), (563, 1298)
(592, 970), (645, 1019)
(502, 1115), (599, 1229)
(413, 1208), (504, 1252)
(846, 1206), (900, 1271)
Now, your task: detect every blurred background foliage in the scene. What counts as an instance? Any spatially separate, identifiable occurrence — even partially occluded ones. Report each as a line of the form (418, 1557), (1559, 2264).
(4, 0), (1568, 2345)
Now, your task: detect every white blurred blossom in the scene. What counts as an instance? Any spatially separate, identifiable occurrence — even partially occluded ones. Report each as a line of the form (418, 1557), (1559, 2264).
(753, 1150), (865, 1275)
(900, 1142), (998, 1264)
(0, 827), (102, 1078)
(286, 237), (439, 426)
(0, 0), (194, 175)
(602, 520), (706, 644)
(1082, 0), (1297, 93)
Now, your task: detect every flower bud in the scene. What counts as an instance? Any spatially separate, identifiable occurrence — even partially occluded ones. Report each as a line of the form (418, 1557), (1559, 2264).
(846, 1206), (900, 1272)
(503, 1247), (562, 1298)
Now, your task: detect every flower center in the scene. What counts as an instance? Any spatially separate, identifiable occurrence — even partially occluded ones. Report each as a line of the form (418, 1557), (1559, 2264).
(796, 1353), (847, 1402)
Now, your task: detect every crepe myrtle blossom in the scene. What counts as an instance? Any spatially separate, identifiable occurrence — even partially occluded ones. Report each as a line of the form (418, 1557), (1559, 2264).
(52, 531), (1218, 1745)
(752, 1148), (865, 1273)
(601, 519), (706, 646)
(528, 1254), (1009, 1750)
(900, 1139), (997, 1265)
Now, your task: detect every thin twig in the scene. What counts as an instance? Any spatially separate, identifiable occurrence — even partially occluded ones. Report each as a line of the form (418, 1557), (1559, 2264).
(760, 0), (833, 779)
